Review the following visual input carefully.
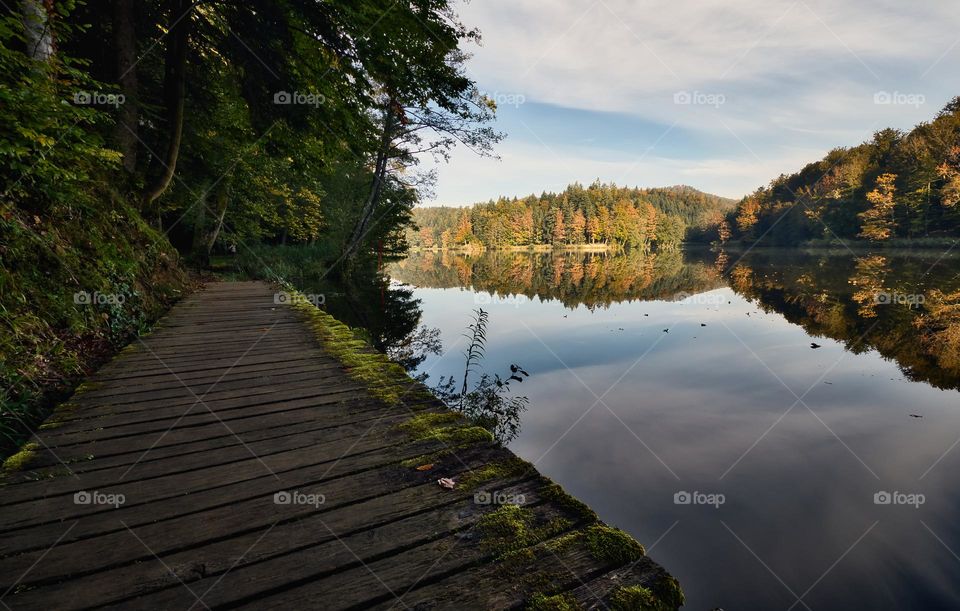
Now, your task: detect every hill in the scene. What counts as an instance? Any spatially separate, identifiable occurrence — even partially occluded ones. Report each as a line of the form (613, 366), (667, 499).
(409, 182), (736, 250)
(720, 98), (960, 246)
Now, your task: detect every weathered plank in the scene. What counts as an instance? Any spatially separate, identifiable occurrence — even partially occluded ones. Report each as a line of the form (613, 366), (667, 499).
(0, 281), (681, 610)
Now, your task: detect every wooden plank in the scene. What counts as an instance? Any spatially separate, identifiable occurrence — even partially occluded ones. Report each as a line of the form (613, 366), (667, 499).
(35, 376), (358, 438)
(0, 411), (415, 505)
(0, 280), (681, 610)
(117, 479), (544, 610)
(0, 420), (437, 551)
(65, 360), (336, 400)
(0, 444), (501, 587)
(38, 386), (370, 448)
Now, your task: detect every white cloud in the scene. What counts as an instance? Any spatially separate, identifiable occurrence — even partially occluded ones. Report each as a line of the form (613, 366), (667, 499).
(424, 0), (960, 202)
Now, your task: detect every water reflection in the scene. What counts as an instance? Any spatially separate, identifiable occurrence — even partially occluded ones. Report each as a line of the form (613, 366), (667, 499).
(390, 249), (724, 309)
(387, 247), (960, 610)
(286, 264), (441, 374)
(720, 249), (960, 391)
(392, 248), (960, 392)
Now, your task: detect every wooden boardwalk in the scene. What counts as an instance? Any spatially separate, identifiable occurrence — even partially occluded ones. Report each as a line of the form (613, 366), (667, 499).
(0, 281), (681, 610)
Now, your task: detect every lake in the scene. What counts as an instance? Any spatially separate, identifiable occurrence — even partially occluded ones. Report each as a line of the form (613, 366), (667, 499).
(376, 247), (960, 610)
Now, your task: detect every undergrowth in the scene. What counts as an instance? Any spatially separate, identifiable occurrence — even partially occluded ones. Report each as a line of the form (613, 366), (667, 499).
(0, 195), (187, 459)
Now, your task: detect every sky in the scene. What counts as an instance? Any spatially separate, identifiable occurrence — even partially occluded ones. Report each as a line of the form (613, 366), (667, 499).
(417, 0), (960, 205)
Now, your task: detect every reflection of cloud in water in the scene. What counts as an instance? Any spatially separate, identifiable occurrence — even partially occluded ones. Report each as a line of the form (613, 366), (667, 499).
(397, 248), (960, 610)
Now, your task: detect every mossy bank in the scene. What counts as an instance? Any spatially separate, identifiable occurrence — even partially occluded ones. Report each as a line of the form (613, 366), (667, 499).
(0, 195), (187, 459)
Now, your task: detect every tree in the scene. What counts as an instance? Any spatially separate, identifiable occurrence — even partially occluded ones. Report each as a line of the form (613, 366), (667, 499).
(938, 145), (960, 208)
(454, 208), (473, 244)
(569, 209), (586, 243)
(141, 0), (194, 214)
(586, 215), (602, 243)
(859, 173), (897, 240)
(419, 226), (436, 248)
(717, 220), (732, 243)
(550, 208), (566, 244)
(112, 0), (138, 174)
(511, 208), (534, 245)
(736, 196), (761, 236)
(655, 215), (686, 250)
(611, 199), (641, 246)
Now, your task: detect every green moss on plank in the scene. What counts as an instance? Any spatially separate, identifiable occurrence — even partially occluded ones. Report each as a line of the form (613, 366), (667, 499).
(648, 575), (685, 610)
(609, 585), (656, 610)
(584, 524), (646, 565)
(398, 411), (493, 446)
(527, 592), (581, 611)
(539, 480), (598, 523)
(543, 524), (644, 567)
(457, 456), (530, 490)
(3, 442), (39, 473)
(478, 504), (574, 561)
(74, 381), (104, 393)
(478, 504), (537, 555)
(289, 293), (425, 406)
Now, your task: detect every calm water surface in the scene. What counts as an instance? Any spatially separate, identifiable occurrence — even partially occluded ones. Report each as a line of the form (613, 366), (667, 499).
(382, 248), (960, 611)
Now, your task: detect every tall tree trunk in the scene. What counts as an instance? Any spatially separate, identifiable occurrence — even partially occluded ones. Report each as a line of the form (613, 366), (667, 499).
(19, 0), (54, 61)
(113, 0), (138, 173)
(141, 0), (192, 211)
(190, 185), (208, 267)
(205, 183), (229, 255)
(342, 100), (397, 269)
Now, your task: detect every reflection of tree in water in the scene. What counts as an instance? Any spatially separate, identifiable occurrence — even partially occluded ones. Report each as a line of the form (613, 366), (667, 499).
(720, 250), (960, 391)
(916, 289), (960, 378)
(849, 255), (889, 318)
(713, 249), (729, 275)
(291, 262), (531, 444)
(390, 249), (723, 309)
(295, 264), (441, 376)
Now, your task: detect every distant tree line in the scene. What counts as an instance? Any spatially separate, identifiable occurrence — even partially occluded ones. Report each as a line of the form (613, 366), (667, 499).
(409, 183), (735, 251)
(720, 98), (960, 246)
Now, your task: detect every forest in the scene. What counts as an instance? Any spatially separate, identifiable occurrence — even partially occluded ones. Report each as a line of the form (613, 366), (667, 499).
(408, 183), (735, 251)
(1, 0), (495, 451)
(721, 99), (960, 246)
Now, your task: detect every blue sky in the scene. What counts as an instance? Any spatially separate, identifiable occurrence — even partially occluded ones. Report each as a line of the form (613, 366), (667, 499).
(418, 0), (960, 205)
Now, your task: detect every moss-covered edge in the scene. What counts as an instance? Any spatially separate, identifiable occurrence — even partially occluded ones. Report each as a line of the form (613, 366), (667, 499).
(280, 286), (684, 610)
(287, 291), (436, 406)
